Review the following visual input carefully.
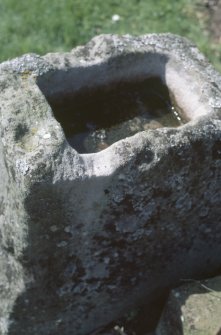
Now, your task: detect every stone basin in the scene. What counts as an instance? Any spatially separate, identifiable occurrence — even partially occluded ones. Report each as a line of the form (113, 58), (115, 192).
(37, 36), (213, 155)
(0, 34), (220, 335)
(42, 77), (184, 154)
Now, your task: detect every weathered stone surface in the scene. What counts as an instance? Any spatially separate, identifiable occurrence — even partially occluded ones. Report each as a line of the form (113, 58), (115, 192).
(0, 34), (220, 335)
(156, 276), (221, 335)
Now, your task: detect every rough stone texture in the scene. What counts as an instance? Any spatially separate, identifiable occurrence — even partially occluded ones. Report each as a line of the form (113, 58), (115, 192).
(156, 275), (221, 335)
(0, 34), (220, 335)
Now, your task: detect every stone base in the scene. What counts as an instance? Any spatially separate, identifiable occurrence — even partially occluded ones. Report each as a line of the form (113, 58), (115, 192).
(0, 34), (220, 335)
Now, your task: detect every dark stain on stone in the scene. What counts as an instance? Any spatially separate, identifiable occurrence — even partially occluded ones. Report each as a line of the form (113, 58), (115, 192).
(105, 222), (117, 233)
(4, 243), (15, 256)
(44, 255), (86, 292)
(118, 195), (135, 214)
(191, 139), (206, 161)
(14, 123), (29, 142)
(134, 148), (155, 166)
(0, 196), (5, 215)
(212, 140), (221, 159)
(152, 186), (172, 198)
(10, 166), (16, 182)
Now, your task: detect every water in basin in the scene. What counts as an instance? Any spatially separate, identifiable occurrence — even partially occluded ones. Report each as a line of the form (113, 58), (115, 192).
(50, 77), (184, 153)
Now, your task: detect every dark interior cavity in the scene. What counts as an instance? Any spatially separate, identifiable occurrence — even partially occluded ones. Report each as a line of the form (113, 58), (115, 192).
(45, 77), (185, 154)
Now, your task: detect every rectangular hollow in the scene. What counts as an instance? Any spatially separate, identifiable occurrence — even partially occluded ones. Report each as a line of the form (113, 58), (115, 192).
(37, 51), (208, 153)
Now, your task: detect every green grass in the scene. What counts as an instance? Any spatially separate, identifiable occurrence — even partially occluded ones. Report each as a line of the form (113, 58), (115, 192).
(0, 0), (220, 71)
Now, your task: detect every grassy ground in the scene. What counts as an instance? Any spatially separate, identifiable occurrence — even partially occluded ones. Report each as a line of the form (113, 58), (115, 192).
(0, 0), (220, 71)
